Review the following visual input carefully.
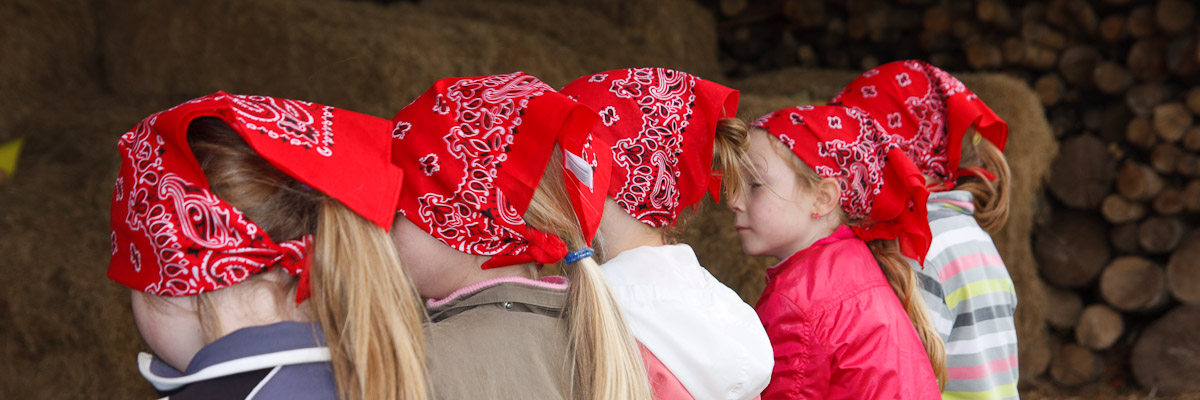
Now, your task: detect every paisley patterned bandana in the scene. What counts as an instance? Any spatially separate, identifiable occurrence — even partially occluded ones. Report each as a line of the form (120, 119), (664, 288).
(390, 72), (606, 270)
(752, 105), (932, 264)
(830, 60), (1008, 188)
(109, 92), (404, 302)
(559, 68), (739, 228)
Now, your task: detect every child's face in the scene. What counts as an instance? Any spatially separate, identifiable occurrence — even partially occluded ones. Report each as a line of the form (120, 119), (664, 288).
(727, 130), (829, 260)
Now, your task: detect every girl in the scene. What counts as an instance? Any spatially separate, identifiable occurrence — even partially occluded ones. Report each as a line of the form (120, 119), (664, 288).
(560, 68), (775, 400)
(109, 93), (427, 399)
(832, 60), (1018, 400)
(729, 104), (945, 399)
(388, 72), (652, 399)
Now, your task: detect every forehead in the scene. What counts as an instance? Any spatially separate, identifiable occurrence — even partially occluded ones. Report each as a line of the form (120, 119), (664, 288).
(747, 129), (788, 169)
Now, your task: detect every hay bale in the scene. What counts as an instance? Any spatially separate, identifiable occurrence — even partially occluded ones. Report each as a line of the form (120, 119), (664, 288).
(0, 0), (99, 95)
(706, 67), (1058, 381)
(0, 92), (176, 399)
(98, 0), (721, 117)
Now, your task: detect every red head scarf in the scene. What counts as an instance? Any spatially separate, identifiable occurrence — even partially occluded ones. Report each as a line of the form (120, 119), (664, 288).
(559, 68), (739, 228)
(109, 92), (404, 302)
(752, 105), (932, 264)
(830, 60), (1008, 188)
(390, 72), (605, 270)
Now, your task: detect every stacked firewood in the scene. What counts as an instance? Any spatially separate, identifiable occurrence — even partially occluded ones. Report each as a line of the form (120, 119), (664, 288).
(711, 0), (1200, 394)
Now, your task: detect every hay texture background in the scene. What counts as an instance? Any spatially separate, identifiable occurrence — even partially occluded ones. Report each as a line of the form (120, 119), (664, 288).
(1, 0), (1055, 398)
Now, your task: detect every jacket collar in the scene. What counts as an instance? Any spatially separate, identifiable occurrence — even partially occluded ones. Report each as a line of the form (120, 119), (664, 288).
(139, 321), (331, 392)
(928, 190), (976, 214)
(767, 225), (855, 281)
(426, 276), (569, 322)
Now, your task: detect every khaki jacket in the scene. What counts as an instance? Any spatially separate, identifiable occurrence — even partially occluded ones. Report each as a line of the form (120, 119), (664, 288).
(425, 279), (571, 400)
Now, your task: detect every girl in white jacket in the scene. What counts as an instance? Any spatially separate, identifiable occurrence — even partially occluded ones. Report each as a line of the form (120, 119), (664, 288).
(561, 67), (774, 400)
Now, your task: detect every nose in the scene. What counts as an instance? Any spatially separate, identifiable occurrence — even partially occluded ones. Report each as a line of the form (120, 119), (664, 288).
(726, 191), (745, 213)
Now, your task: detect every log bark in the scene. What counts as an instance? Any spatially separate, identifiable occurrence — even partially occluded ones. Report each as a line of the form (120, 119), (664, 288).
(719, 0), (748, 17)
(1150, 142), (1184, 172)
(1176, 152), (1200, 177)
(1075, 304), (1124, 350)
(1185, 179), (1200, 212)
(1153, 102), (1193, 142)
(1187, 87), (1200, 115)
(1100, 193), (1146, 224)
(1110, 221), (1142, 253)
(1166, 34), (1199, 77)
(1126, 83), (1167, 117)
(1166, 230), (1200, 304)
(1022, 22), (1069, 49)
(1129, 39), (1168, 82)
(1051, 342), (1103, 387)
(1050, 134), (1117, 209)
(1045, 285), (1084, 330)
(965, 41), (1003, 69)
(1098, 101), (1134, 142)
(1058, 45), (1101, 87)
(1132, 305), (1200, 395)
(1125, 116), (1159, 148)
(1093, 61), (1131, 94)
(1099, 256), (1170, 312)
(1002, 37), (1025, 65)
(1024, 43), (1060, 70)
(1035, 73), (1065, 106)
(1099, 14), (1126, 42)
(1035, 209), (1112, 288)
(1153, 186), (1185, 215)
(923, 6), (952, 34)
(1155, 0), (1196, 34)
(1116, 160), (1163, 200)
(976, 0), (1012, 26)
(1138, 216), (1186, 254)
(1182, 127), (1200, 151)
(1128, 6), (1158, 38)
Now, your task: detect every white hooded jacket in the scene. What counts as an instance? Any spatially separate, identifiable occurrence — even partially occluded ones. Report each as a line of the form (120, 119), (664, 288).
(600, 244), (774, 400)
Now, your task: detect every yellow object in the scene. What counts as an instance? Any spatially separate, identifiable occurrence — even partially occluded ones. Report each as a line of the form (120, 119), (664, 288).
(0, 137), (24, 177)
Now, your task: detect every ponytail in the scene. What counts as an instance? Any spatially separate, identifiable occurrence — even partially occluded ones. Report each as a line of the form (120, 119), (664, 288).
(310, 200), (429, 400)
(188, 119), (429, 400)
(954, 133), (1010, 232)
(525, 150), (653, 400)
(866, 240), (948, 390)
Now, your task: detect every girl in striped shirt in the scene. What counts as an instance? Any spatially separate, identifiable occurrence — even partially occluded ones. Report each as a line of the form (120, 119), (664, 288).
(832, 60), (1019, 400)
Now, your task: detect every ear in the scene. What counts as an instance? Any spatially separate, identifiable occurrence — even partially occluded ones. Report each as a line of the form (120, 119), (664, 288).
(813, 177), (841, 216)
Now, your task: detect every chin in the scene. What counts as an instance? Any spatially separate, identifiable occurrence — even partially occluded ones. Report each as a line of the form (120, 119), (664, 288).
(739, 243), (763, 258)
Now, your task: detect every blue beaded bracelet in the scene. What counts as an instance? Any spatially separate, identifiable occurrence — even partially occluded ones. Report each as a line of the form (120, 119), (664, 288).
(563, 248), (595, 264)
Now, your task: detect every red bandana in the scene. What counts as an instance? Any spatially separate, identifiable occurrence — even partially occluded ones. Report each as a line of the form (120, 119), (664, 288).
(390, 72), (605, 270)
(109, 92), (404, 302)
(559, 68), (739, 227)
(752, 105), (932, 264)
(830, 60), (1008, 188)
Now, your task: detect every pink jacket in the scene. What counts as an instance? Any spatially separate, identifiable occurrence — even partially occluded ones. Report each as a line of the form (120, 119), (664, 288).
(755, 226), (941, 400)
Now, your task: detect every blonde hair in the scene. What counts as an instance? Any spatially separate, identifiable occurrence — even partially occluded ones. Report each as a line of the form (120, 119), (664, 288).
(187, 118), (429, 400)
(524, 149), (653, 400)
(947, 130), (1011, 232)
(647, 117), (752, 244)
(752, 129), (949, 389)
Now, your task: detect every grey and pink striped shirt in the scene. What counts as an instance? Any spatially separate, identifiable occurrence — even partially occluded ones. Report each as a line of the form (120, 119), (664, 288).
(911, 190), (1020, 400)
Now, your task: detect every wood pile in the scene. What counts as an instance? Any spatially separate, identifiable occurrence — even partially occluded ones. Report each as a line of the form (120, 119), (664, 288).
(711, 0), (1200, 394)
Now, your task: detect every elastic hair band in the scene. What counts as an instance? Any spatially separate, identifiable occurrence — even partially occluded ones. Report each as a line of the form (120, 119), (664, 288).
(563, 248), (594, 264)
